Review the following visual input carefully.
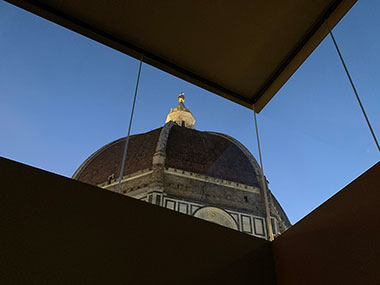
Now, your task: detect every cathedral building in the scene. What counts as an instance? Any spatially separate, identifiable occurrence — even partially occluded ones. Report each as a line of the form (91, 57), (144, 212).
(73, 94), (290, 239)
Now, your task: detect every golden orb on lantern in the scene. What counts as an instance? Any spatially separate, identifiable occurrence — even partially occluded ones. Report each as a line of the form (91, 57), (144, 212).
(178, 92), (185, 103)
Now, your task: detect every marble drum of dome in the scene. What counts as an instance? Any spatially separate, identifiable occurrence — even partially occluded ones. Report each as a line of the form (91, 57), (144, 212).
(73, 94), (291, 240)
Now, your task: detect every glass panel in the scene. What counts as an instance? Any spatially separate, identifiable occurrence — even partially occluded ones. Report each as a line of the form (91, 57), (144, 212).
(1, 0), (378, 240)
(256, 0), (379, 224)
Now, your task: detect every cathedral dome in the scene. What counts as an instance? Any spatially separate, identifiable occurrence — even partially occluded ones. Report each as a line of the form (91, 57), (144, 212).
(73, 124), (261, 187)
(73, 94), (291, 239)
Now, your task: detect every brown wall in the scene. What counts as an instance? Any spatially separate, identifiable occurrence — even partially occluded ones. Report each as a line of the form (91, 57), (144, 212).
(2, 156), (378, 284)
(0, 157), (275, 284)
(273, 162), (380, 285)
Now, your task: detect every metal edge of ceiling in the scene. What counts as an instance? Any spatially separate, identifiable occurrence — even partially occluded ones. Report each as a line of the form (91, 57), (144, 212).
(253, 0), (357, 113)
(4, 0), (253, 109)
(5, 0), (357, 113)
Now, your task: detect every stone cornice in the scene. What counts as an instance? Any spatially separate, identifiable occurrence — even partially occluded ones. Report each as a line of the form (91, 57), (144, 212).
(164, 167), (260, 194)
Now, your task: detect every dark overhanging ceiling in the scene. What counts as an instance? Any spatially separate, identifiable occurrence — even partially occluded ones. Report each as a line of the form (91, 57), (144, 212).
(6, 0), (357, 112)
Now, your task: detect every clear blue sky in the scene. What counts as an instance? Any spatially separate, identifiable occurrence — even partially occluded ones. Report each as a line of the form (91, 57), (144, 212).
(1, 1), (379, 224)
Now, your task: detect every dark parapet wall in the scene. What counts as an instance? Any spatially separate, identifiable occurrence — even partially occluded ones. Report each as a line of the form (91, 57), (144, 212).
(272, 161), (380, 285)
(2, 156), (378, 284)
(0, 157), (276, 285)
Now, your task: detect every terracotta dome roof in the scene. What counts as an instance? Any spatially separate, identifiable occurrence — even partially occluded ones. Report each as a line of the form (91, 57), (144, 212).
(74, 128), (162, 185)
(165, 126), (259, 186)
(74, 124), (260, 187)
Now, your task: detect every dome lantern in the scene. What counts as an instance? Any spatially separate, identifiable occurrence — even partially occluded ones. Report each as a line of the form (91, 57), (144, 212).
(165, 93), (196, 129)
